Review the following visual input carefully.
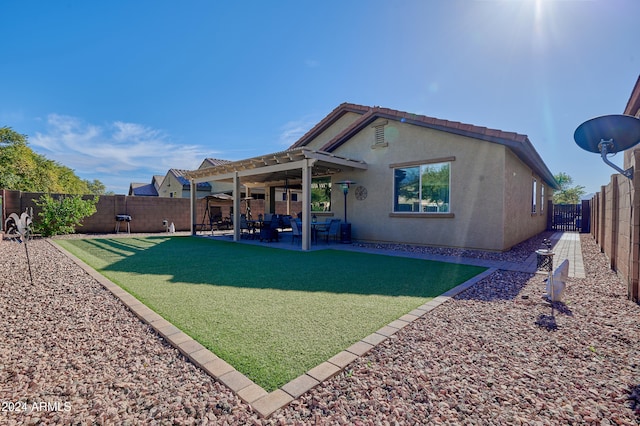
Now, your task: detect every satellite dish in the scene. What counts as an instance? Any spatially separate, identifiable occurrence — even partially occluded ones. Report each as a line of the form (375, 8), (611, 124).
(574, 114), (640, 179)
(574, 114), (640, 153)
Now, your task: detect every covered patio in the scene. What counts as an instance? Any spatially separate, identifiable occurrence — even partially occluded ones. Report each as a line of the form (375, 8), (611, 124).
(185, 147), (367, 250)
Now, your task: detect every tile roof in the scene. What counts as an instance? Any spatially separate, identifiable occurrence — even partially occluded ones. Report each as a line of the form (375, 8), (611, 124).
(202, 158), (232, 168)
(129, 183), (158, 196)
(170, 169), (212, 190)
(290, 102), (558, 189)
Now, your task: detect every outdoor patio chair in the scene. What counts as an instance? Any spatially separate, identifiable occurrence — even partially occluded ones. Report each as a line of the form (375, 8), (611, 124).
(259, 219), (280, 242)
(318, 219), (341, 243)
(281, 215), (292, 230)
(240, 216), (254, 239)
(290, 218), (302, 244)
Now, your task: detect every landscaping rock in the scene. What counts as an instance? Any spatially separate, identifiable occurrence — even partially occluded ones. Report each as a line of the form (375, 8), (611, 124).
(1, 234), (639, 424)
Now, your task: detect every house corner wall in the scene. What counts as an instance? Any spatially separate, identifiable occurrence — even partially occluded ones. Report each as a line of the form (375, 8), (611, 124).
(502, 149), (548, 250)
(331, 124), (508, 251)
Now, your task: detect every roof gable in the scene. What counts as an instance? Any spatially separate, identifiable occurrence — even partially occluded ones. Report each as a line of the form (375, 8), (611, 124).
(169, 169), (212, 190)
(289, 103), (558, 189)
(289, 103), (370, 149)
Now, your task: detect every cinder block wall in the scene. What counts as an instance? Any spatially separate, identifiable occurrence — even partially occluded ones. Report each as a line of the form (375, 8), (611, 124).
(0, 190), (306, 234)
(1, 190), (234, 233)
(590, 149), (640, 301)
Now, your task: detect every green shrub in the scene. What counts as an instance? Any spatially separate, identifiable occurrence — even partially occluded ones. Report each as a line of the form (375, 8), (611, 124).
(34, 194), (98, 237)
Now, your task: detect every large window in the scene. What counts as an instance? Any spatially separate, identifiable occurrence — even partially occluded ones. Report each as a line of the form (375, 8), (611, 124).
(394, 162), (450, 213)
(311, 177), (331, 212)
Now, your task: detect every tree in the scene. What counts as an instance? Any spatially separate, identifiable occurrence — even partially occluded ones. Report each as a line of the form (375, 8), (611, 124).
(0, 126), (108, 195)
(553, 172), (586, 204)
(85, 179), (114, 195)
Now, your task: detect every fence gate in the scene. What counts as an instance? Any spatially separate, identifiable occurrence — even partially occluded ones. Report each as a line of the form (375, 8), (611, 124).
(547, 201), (589, 232)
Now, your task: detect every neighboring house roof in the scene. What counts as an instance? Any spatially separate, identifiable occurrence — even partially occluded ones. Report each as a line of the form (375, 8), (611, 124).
(201, 158), (232, 168)
(290, 102), (559, 190)
(129, 182), (158, 196)
(170, 169), (212, 190)
(152, 175), (165, 190)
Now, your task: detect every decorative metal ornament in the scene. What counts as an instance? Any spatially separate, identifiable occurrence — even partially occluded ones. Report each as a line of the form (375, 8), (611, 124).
(355, 185), (368, 200)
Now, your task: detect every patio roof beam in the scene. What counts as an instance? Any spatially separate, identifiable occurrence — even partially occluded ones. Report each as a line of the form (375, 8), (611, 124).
(307, 152), (368, 170)
(236, 159), (312, 178)
(192, 170), (237, 184)
(186, 148), (367, 185)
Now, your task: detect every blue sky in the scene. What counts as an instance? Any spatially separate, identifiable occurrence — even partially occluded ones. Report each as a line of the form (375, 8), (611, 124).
(1, 0), (638, 195)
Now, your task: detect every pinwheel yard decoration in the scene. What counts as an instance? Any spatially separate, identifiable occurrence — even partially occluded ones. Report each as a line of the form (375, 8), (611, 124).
(4, 207), (34, 285)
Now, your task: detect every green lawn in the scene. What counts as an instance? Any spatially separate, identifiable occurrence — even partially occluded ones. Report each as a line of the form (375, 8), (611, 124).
(56, 236), (486, 391)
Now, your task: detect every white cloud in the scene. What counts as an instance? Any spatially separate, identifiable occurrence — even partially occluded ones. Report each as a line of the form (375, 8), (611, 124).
(28, 114), (219, 194)
(279, 117), (317, 147)
(31, 114), (210, 174)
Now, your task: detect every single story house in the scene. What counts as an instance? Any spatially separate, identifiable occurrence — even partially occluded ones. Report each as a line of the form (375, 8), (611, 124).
(186, 103), (559, 251)
(158, 168), (212, 198)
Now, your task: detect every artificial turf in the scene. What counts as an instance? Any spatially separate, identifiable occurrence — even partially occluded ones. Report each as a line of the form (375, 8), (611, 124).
(56, 236), (486, 391)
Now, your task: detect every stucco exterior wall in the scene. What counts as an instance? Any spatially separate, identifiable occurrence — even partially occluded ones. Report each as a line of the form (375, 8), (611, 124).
(502, 149), (549, 249)
(158, 173), (182, 198)
(301, 112), (363, 150)
(327, 119), (515, 251)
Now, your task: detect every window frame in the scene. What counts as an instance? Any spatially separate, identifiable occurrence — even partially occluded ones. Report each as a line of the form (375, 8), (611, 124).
(311, 176), (332, 212)
(531, 177), (537, 214)
(390, 157), (453, 215)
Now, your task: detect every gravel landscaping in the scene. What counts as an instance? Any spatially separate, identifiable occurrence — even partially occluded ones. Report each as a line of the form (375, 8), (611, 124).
(1, 233), (639, 424)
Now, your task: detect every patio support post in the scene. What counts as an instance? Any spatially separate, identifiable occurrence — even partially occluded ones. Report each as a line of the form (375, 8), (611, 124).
(190, 179), (197, 236)
(233, 172), (241, 242)
(301, 159), (312, 251)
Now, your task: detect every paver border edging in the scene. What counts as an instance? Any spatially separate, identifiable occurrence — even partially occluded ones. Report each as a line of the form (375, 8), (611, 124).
(49, 239), (496, 418)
